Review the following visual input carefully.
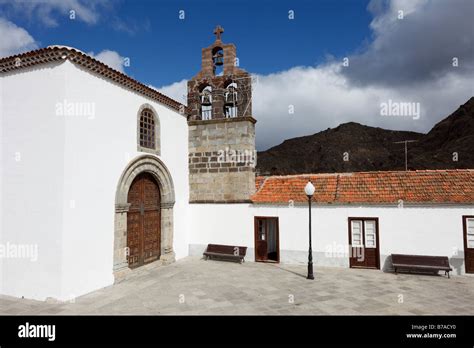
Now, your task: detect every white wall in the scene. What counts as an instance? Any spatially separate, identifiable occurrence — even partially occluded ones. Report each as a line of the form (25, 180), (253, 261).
(1, 60), (189, 300)
(1, 63), (67, 300)
(189, 204), (474, 275)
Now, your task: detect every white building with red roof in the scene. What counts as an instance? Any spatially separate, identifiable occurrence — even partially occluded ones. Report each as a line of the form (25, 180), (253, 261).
(1, 32), (473, 301)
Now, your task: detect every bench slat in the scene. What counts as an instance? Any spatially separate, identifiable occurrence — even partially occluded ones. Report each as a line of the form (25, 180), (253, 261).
(393, 263), (452, 271)
(204, 252), (242, 258)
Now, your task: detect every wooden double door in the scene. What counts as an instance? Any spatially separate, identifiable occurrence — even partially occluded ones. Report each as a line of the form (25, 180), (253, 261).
(463, 216), (474, 274)
(348, 218), (380, 269)
(127, 173), (161, 268)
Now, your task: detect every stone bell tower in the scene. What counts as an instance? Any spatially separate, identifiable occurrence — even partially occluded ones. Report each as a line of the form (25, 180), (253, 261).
(187, 25), (256, 203)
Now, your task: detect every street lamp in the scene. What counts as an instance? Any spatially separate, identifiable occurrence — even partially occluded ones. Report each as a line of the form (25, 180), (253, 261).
(304, 181), (315, 280)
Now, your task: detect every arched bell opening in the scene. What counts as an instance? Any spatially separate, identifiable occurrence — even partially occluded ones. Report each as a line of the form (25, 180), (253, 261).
(200, 85), (213, 120)
(212, 46), (224, 76)
(224, 82), (238, 118)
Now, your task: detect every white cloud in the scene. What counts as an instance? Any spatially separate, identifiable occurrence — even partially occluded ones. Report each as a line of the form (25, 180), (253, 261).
(344, 0), (474, 86)
(89, 50), (126, 73)
(252, 63), (473, 150)
(155, 79), (188, 104)
(156, 61), (473, 151)
(0, 0), (108, 27)
(111, 17), (150, 36)
(0, 18), (37, 57)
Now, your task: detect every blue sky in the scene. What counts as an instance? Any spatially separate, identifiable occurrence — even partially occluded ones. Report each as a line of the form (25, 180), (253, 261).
(1, 0), (373, 87)
(1, 0), (473, 150)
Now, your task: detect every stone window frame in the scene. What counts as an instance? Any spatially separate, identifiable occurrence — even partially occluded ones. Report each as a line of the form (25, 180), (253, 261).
(137, 104), (161, 155)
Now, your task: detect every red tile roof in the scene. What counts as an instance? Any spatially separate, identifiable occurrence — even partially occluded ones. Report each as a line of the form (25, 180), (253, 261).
(252, 170), (474, 205)
(0, 46), (187, 113)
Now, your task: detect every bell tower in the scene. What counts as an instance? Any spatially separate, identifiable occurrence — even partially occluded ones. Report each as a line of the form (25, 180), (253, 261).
(187, 26), (256, 203)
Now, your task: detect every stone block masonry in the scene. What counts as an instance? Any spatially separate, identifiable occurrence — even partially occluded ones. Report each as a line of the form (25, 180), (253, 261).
(187, 27), (257, 203)
(188, 117), (256, 203)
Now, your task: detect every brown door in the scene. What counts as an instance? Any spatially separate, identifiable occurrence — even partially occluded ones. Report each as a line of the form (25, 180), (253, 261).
(254, 217), (279, 262)
(463, 216), (474, 274)
(127, 173), (161, 268)
(348, 218), (380, 269)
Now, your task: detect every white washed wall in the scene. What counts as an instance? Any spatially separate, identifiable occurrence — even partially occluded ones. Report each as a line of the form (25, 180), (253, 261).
(189, 204), (474, 275)
(1, 60), (189, 300)
(1, 63), (67, 300)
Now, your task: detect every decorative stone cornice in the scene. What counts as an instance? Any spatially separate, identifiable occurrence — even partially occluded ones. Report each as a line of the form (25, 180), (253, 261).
(188, 116), (257, 126)
(115, 203), (131, 213)
(160, 202), (175, 209)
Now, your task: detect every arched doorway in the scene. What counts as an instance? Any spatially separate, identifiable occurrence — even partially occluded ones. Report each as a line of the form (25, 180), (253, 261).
(127, 173), (161, 268)
(114, 155), (175, 279)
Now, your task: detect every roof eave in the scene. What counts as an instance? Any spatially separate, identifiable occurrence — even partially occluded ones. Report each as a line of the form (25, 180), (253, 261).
(0, 46), (189, 115)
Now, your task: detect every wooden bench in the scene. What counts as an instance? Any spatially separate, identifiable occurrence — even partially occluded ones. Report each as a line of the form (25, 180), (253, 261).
(391, 254), (452, 278)
(203, 244), (247, 264)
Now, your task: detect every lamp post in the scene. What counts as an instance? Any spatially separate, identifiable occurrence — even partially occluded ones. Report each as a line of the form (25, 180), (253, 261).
(304, 181), (315, 280)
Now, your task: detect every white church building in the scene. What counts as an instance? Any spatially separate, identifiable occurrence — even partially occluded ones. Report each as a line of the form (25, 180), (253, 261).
(1, 28), (473, 301)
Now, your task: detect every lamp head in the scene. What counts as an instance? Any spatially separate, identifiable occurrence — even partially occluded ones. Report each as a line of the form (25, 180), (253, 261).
(304, 181), (315, 197)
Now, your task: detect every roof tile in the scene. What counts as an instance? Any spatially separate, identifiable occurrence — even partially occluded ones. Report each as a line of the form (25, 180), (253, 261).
(252, 170), (474, 205)
(0, 46), (187, 114)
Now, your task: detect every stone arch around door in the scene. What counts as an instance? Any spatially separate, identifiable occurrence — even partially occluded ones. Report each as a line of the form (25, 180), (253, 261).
(113, 154), (175, 280)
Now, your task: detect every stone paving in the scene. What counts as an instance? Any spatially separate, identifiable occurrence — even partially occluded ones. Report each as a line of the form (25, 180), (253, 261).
(1, 256), (474, 315)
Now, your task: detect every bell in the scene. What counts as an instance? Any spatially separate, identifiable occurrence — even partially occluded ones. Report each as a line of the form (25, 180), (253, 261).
(201, 91), (212, 106)
(213, 52), (224, 66)
(225, 87), (237, 106)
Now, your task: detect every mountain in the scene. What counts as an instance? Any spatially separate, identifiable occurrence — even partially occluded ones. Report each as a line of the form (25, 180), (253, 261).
(409, 97), (474, 169)
(256, 97), (474, 175)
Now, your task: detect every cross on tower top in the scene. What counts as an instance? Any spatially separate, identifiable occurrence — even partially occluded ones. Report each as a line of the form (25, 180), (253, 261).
(213, 25), (224, 41)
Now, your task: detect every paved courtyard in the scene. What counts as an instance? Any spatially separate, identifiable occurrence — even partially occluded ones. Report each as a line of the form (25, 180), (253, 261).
(1, 256), (474, 315)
